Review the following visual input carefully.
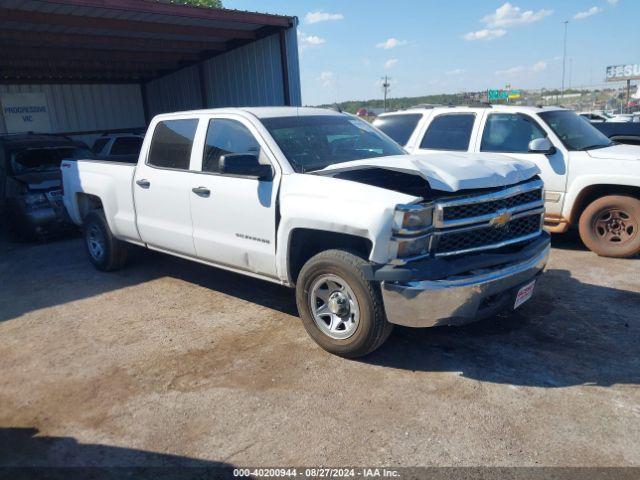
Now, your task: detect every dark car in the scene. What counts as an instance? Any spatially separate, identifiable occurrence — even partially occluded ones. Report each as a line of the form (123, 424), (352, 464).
(0, 133), (93, 240)
(593, 121), (640, 146)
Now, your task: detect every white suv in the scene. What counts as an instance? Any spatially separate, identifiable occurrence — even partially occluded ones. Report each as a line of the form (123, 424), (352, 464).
(374, 105), (640, 258)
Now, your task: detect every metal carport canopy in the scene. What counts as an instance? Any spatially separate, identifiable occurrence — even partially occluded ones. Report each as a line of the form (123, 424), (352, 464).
(0, 0), (295, 84)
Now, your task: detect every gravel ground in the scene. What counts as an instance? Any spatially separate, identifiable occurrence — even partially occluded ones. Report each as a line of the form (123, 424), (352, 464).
(0, 233), (638, 469)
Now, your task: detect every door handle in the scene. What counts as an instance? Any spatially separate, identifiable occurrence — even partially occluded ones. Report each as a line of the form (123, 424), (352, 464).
(192, 186), (211, 197)
(136, 179), (150, 188)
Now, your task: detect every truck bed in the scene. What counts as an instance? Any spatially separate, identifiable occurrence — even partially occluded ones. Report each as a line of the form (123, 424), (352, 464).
(61, 158), (142, 244)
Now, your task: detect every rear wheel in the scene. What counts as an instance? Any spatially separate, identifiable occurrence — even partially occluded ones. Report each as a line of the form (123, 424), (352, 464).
(296, 249), (392, 358)
(578, 195), (640, 258)
(83, 210), (128, 271)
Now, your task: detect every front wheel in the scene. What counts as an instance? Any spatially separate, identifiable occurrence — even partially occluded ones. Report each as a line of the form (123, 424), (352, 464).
(296, 249), (392, 358)
(83, 210), (128, 271)
(578, 195), (640, 258)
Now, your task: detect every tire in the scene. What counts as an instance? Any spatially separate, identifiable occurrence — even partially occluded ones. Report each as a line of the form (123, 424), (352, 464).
(578, 195), (640, 258)
(296, 249), (393, 358)
(83, 210), (128, 271)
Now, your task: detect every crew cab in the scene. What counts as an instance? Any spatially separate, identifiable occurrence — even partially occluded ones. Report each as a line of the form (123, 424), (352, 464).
(374, 105), (640, 258)
(62, 107), (549, 357)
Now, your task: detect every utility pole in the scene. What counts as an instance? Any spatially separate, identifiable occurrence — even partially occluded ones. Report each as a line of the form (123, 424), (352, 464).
(568, 58), (573, 90)
(561, 20), (569, 99)
(381, 75), (391, 112)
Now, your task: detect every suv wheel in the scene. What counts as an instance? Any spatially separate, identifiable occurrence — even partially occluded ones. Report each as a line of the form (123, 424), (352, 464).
(296, 249), (392, 358)
(578, 195), (640, 258)
(83, 210), (128, 271)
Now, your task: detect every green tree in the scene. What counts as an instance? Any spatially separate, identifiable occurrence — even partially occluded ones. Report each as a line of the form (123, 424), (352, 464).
(172, 0), (223, 8)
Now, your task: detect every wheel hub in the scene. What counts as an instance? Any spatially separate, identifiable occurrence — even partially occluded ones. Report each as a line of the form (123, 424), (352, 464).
(328, 291), (350, 316)
(309, 274), (360, 340)
(595, 208), (636, 244)
(87, 225), (105, 260)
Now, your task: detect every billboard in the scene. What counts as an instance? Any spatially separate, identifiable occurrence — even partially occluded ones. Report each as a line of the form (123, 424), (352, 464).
(606, 63), (640, 82)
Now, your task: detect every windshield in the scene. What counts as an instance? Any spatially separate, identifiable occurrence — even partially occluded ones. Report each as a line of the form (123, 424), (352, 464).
(261, 115), (405, 173)
(10, 145), (93, 174)
(538, 110), (613, 151)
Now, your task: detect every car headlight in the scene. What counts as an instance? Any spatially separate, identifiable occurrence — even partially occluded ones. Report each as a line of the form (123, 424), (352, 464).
(21, 193), (48, 207)
(391, 203), (434, 262)
(393, 203), (433, 234)
(395, 234), (431, 259)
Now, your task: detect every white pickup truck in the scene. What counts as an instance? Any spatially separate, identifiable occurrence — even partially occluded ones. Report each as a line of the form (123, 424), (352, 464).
(374, 105), (640, 258)
(62, 107), (549, 357)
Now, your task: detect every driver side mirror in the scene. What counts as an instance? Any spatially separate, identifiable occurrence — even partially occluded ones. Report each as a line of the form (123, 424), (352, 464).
(219, 153), (273, 180)
(528, 137), (555, 155)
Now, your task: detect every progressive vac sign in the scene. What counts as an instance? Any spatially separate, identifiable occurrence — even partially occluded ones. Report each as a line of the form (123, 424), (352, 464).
(1, 92), (52, 133)
(606, 63), (640, 82)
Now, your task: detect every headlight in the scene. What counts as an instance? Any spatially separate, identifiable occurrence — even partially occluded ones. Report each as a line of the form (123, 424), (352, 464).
(390, 203), (434, 262)
(395, 234), (430, 259)
(21, 193), (48, 207)
(393, 203), (433, 234)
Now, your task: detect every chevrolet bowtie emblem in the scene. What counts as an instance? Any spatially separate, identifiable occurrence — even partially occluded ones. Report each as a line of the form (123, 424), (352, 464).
(490, 210), (512, 227)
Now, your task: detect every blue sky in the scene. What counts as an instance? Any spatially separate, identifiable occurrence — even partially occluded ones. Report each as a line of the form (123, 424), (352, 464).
(223, 1), (639, 105)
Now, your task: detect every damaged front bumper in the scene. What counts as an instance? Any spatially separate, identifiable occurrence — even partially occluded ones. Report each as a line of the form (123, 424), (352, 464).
(380, 236), (550, 328)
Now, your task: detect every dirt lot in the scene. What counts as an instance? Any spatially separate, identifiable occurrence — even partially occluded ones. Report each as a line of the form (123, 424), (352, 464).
(0, 233), (638, 469)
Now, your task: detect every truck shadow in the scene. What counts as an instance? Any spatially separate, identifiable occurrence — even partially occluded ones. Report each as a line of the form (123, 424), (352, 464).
(0, 235), (297, 323)
(0, 427), (234, 479)
(363, 268), (640, 387)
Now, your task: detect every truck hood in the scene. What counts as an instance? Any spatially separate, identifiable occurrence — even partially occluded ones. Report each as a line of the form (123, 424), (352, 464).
(586, 143), (640, 161)
(314, 152), (539, 192)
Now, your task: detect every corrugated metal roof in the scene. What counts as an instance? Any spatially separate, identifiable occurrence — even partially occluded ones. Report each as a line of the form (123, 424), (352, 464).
(0, 0), (295, 83)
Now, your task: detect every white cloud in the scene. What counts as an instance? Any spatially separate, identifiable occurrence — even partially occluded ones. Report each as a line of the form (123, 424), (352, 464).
(384, 59), (398, 69)
(376, 38), (407, 50)
(496, 60), (548, 76)
(446, 68), (465, 75)
(606, 0), (619, 5)
(495, 66), (525, 76)
(482, 2), (553, 28)
(463, 29), (507, 41)
(318, 71), (334, 87)
(304, 11), (344, 24)
(300, 34), (326, 47)
(573, 6), (603, 20)
(531, 60), (547, 72)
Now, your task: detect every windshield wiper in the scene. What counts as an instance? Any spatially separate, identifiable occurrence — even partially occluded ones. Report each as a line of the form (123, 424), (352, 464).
(576, 143), (612, 151)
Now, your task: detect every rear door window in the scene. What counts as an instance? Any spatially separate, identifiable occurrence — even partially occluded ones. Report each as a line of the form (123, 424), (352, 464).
(147, 119), (198, 170)
(372, 114), (422, 146)
(420, 114), (475, 151)
(480, 113), (546, 153)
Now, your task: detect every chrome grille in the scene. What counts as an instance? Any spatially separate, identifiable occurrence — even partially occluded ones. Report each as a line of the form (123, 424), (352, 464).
(434, 214), (542, 256)
(431, 178), (544, 258)
(442, 189), (542, 222)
